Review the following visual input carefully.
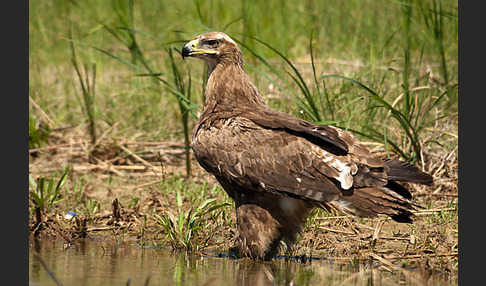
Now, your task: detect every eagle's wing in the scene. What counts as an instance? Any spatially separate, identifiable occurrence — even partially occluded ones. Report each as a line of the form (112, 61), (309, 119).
(193, 114), (432, 222)
(246, 107), (349, 155)
(193, 116), (362, 203)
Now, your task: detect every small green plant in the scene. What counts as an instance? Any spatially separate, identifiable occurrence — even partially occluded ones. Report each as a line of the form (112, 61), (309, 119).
(303, 208), (324, 232)
(84, 197), (100, 217)
(29, 115), (50, 149)
(426, 200), (457, 224)
(138, 213), (148, 247)
(65, 179), (85, 211)
(154, 190), (230, 251)
(29, 168), (69, 213)
(128, 196), (140, 209)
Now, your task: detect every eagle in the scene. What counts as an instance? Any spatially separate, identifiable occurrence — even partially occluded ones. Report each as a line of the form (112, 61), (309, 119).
(181, 32), (433, 260)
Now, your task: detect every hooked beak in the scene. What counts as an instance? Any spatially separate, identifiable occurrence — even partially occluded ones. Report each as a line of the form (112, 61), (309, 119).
(181, 39), (218, 59)
(181, 39), (197, 59)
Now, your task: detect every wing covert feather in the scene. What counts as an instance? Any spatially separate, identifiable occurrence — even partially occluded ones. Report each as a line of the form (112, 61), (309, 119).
(192, 117), (348, 203)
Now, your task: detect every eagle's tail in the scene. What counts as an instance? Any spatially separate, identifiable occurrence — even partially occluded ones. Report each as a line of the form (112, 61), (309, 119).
(385, 159), (433, 186)
(331, 187), (416, 223)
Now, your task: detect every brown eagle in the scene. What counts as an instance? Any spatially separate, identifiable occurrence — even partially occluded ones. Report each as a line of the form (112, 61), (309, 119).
(181, 32), (433, 260)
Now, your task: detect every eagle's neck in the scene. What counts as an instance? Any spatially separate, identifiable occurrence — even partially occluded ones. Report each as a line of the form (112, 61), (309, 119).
(203, 60), (266, 114)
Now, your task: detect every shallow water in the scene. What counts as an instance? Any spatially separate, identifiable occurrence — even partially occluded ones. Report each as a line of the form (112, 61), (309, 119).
(29, 238), (454, 286)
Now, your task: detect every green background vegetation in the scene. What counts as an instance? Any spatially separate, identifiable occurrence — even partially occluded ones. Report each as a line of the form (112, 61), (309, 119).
(30, 0), (457, 158)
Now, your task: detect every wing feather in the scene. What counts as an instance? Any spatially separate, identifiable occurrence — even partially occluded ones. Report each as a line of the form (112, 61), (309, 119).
(246, 107), (349, 155)
(192, 117), (345, 203)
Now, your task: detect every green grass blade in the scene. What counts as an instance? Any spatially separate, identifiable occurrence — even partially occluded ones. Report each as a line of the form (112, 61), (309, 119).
(322, 74), (420, 161)
(91, 46), (143, 71)
(248, 35), (321, 121)
(29, 175), (37, 191)
(234, 38), (297, 99)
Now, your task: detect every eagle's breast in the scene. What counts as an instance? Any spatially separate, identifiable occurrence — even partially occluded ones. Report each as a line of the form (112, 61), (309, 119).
(191, 117), (245, 176)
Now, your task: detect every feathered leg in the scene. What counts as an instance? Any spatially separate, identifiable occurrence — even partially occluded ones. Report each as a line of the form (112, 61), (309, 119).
(233, 203), (282, 260)
(232, 194), (314, 260)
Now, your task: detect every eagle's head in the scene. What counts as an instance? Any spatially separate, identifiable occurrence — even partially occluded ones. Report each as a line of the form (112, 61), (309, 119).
(181, 32), (242, 67)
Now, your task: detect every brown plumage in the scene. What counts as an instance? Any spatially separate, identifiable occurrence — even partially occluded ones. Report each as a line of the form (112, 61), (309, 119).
(182, 32), (433, 260)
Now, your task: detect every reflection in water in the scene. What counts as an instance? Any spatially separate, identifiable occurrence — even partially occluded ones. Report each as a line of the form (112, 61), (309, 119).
(29, 238), (454, 286)
(235, 260), (299, 286)
(30, 239), (41, 283)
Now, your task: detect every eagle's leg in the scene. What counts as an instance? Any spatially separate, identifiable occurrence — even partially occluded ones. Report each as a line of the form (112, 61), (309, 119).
(231, 195), (314, 260)
(233, 203), (282, 260)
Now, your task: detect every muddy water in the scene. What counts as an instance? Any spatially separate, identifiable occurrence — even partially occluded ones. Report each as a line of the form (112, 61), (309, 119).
(29, 238), (454, 286)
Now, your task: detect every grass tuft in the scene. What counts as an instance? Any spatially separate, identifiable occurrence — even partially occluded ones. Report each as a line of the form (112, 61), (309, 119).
(29, 115), (51, 149)
(154, 194), (230, 251)
(29, 168), (70, 214)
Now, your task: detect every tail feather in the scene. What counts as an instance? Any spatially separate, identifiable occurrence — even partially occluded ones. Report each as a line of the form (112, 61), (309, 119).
(332, 187), (415, 223)
(385, 159), (433, 185)
(385, 180), (412, 200)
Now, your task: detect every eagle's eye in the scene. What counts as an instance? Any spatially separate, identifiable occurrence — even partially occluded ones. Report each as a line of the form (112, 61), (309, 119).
(205, 39), (220, 47)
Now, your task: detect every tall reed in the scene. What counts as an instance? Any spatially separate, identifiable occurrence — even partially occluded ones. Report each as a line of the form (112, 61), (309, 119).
(415, 0), (456, 106)
(85, 0), (197, 176)
(237, 27), (453, 162)
(69, 29), (98, 145)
